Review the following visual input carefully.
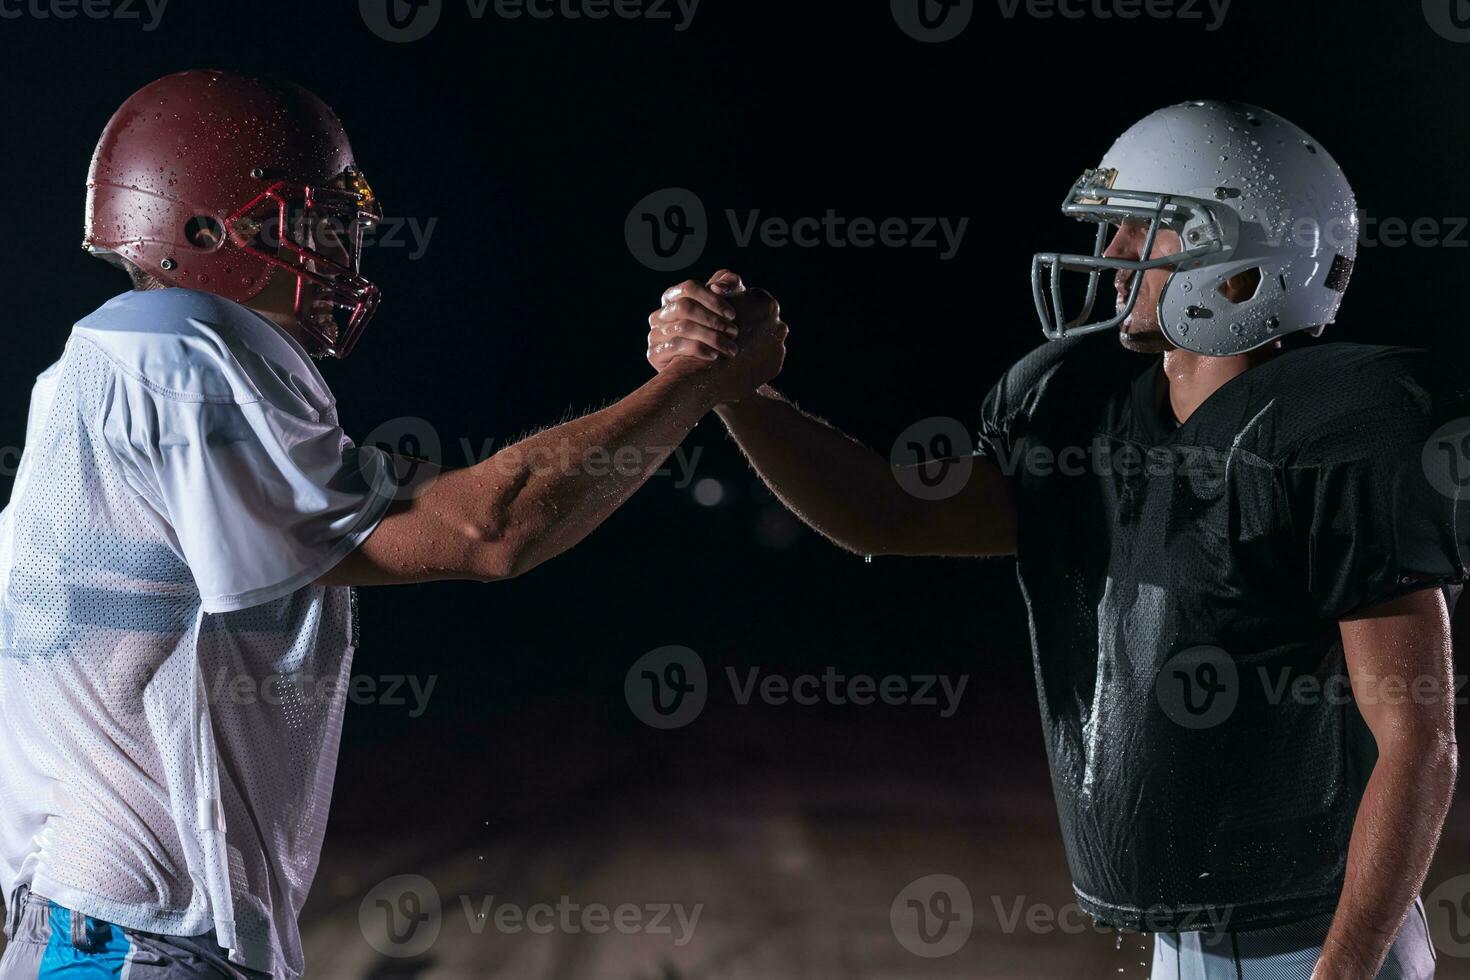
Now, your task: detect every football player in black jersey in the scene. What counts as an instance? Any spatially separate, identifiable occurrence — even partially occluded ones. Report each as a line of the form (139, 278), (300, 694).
(645, 102), (1462, 979)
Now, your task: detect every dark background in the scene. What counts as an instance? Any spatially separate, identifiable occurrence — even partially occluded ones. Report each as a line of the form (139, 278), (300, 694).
(1, 1), (1469, 977)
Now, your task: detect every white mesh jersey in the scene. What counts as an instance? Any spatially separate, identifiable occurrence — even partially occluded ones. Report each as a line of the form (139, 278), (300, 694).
(0, 288), (396, 977)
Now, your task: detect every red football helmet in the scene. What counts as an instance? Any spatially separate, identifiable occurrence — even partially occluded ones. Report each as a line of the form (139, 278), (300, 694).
(84, 70), (383, 358)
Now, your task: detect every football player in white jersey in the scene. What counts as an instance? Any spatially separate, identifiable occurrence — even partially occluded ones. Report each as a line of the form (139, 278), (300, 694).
(0, 69), (784, 979)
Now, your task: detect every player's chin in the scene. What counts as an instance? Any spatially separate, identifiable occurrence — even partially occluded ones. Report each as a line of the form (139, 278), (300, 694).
(1117, 319), (1172, 354)
(299, 296), (341, 343)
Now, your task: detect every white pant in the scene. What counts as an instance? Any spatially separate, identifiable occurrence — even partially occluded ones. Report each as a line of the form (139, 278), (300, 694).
(1152, 900), (1436, 979)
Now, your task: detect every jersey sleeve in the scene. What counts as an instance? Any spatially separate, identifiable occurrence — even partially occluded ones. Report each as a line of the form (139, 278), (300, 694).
(975, 335), (1103, 464)
(1286, 400), (1470, 621)
(102, 369), (398, 614)
(975, 373), (1015, 464)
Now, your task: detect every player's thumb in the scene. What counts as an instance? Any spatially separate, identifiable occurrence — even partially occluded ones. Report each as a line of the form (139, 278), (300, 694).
(708, 269), (745, 295)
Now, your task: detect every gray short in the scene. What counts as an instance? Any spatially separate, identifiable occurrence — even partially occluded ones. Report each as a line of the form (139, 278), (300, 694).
(1152, 900), (1437, 979)
(0, 886), (267, 980)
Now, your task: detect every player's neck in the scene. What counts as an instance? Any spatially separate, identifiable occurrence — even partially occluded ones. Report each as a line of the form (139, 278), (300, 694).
(1162, 342), (1282, 424)
(248, 304), (314, 351)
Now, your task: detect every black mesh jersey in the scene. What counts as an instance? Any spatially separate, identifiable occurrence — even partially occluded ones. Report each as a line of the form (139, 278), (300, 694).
(977, 333), (1469, 933)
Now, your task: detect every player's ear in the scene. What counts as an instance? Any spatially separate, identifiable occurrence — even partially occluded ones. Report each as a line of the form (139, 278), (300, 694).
(1218, 267), (1263, 305)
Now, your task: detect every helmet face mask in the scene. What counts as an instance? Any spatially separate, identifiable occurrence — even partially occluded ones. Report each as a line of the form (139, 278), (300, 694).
(224, 170), (384, 358)
(84, 70), (384, 359)
(1030, 101), (1359, 357)
(1032, 170), (1241, 343)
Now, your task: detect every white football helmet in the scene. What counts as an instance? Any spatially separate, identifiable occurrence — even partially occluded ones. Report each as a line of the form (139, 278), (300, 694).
(1032, 100), (1359, 356)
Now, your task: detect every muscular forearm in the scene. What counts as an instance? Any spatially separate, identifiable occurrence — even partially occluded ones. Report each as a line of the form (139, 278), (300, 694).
(487, 363), (721, 575)
(1315, 739), (1457, 978)
(1319, 589), (1460, 979)
(329, 361), (721, 585)
(714, 386), (926, 554)
(714, 387), (1016, 557)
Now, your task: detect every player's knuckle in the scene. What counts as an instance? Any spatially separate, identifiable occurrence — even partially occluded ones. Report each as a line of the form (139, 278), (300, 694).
(746, 289), (778, 317)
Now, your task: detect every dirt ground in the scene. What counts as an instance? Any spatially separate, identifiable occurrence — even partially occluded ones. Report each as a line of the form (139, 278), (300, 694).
(4, 708), (1468, 978)
(292, 709), (1470, 980)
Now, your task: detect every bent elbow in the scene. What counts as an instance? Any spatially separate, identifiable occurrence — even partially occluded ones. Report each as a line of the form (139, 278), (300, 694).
(466, 541), (525, 583)
(1382, 728), (1459, 786)
(463, 526), (543, 583)
(452, 518), (521, 583)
